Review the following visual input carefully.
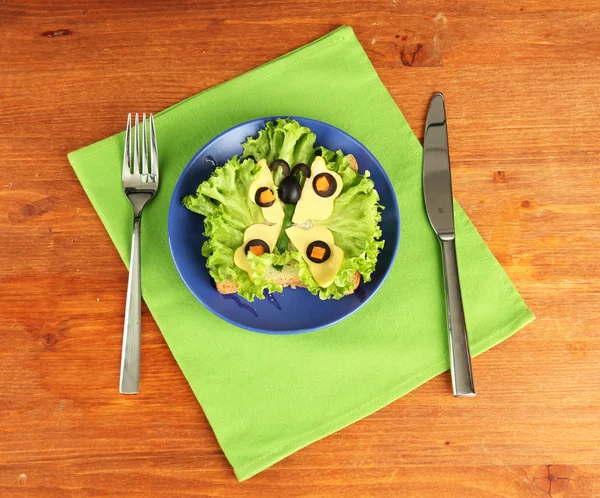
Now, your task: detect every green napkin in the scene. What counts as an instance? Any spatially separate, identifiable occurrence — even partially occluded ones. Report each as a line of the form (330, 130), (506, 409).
(68, 26), (534, 480)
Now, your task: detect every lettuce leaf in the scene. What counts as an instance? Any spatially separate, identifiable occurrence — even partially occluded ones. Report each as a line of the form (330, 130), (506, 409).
(287, 252), (365, 300)
(318, 147), (384, 275)
(242, 118), (316, 185)
(183, 156), (280, 301)
(291, 147), (385, 299)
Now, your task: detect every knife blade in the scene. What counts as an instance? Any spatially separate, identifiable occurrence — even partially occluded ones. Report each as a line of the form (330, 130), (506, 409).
(423, 92), (476, 397)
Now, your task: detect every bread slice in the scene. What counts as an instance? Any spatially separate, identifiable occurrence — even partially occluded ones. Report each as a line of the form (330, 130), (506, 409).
(347, 153), (358, 172)
(215, 155), (361, 296)
(216, 267), (360, 295)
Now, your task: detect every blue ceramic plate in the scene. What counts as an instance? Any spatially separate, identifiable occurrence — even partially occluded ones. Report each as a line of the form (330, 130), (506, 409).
(168, 117), (400, 334)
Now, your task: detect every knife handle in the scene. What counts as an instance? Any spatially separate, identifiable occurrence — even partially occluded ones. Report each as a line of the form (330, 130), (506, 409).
(440, 237), (476, 397)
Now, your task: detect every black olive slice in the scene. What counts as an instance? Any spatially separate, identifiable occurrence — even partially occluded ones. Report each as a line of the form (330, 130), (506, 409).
(306, 240), (331, 263)
(254, 187), (275, 207)
(312, 173), (337, 197)
(245, 239), (270, 256)
(269, 159), (290, 177)
(291, 163), (311, 178)
(278, 176), (301, 205)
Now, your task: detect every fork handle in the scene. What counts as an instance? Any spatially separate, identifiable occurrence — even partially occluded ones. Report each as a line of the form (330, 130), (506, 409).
(120, 216), (142, 394)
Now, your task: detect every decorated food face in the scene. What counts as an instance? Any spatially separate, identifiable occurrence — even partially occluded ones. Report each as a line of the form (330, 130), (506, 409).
(183, 118), (384, 302)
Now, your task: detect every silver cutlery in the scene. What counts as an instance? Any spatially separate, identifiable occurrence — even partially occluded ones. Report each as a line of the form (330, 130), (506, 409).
(120, 113), (159, 394)
(423, 93), (476, 397)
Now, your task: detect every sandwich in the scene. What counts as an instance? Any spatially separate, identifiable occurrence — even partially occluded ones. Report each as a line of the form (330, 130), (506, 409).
(183, 118), (384, 302)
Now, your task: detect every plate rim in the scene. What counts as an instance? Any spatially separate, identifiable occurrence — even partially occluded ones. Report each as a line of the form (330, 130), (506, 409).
(167, 115), (401, 334)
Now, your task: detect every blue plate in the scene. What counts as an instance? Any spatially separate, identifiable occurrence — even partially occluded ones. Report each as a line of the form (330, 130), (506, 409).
(168, 117), (400, 334)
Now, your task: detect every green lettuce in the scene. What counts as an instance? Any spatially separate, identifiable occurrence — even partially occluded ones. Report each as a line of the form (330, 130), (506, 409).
(242, 118), (316, 185)
(183, 119), (384, 302)
(183, 156), (282, 301)
(290, 147), (384, 299)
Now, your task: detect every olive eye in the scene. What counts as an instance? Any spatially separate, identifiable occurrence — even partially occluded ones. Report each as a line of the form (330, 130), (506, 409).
(255, 187), (275, 207)
(306, 240), (331, 263)
(245, 239), (270, 256)
(312, 173), (337, 197)
(269, 159), (290, 177)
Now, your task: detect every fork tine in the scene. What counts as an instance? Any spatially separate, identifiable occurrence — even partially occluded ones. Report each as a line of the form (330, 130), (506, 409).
(133, 113), (140, 174)
(150, 114), (158, 180)
(122, 113), (132, 179)
(141, 113), (149, 174)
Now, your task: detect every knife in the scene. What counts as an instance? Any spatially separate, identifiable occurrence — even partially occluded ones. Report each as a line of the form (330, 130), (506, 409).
(423, 92), (476, 397)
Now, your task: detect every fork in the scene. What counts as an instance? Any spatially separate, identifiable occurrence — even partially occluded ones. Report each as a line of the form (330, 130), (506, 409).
(120, 113), (159, 394)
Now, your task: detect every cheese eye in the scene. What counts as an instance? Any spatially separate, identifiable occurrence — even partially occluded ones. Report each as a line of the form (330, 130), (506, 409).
(291, 157), (343, 224)
(255, 187), (275, 207)
(245, 239), (270, 256)
(312, 173), (337, 197)
(306, 240), (331, 263)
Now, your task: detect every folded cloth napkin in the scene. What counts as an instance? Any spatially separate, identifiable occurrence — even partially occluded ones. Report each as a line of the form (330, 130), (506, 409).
(68, 26), (534, 480)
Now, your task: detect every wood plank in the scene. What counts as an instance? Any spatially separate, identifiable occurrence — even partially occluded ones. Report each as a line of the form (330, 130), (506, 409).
(1, 0), (600, 495)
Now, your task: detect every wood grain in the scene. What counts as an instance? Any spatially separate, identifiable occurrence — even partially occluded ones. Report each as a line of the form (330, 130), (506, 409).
(1, 0), (599, 495)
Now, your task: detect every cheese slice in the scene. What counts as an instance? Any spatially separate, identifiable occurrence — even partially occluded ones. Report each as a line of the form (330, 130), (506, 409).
(292, 156), (343, 224)
(248, 159), (284, 223)
(286, 225), (344, 288)
(234, 222), (282, 277)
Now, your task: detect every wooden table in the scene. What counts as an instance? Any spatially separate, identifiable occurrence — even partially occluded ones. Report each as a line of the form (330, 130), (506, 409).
(2, 0), (599, 495)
